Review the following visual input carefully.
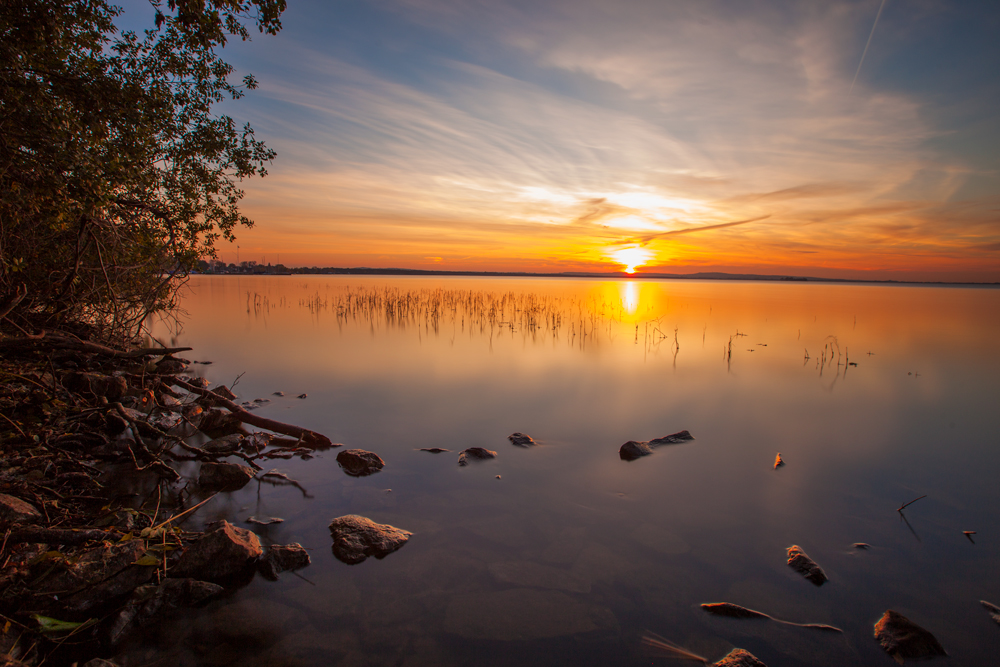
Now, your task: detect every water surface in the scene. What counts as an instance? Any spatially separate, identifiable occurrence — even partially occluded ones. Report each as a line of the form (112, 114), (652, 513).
(129, 276), (1000, 666)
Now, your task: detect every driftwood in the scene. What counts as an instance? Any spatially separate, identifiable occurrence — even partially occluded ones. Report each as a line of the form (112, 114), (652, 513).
(170, 376), (333, 448)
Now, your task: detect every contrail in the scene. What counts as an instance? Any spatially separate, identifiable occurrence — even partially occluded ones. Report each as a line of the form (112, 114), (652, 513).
(850, 0), (888, 94)
(630, 214), (772, 246)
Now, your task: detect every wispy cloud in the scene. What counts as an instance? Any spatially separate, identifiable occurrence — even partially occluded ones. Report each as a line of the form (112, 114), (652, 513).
(219, 0), (1000, 280)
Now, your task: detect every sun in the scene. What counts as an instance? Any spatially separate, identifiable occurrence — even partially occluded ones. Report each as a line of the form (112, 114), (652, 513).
(610, 246), (652, 274)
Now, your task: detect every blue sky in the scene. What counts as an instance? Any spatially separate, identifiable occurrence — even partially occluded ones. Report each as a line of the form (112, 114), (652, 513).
(118, 0), (1000, 280)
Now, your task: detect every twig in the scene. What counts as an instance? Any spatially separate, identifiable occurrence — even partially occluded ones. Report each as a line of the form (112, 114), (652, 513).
(897, 494), (927, 512)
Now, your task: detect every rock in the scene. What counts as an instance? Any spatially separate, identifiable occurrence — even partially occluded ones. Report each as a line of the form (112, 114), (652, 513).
(196, 408), (247, 438)
(108, 578), (223, 645)
(328, 515), (412, 564)
(874, 610), (947, 663)
(201, 433), (244, 454)
(154, 356), (188, 375)
(199, 462), (255, 491)
(246, 516), (284, 525)
(488, 561), (590, 593)
(786, 545), (827, 586)
(853, 543), (871, 549)
(0, 493), (41, 526)
(647, 430), (694, 445)
(258, 543), (311, 580)
(620, 430), (694, 461)
(774, 452), (784, 469)
(209, 384), (238, 401)
(982, 600), (1000, 626)
(714, 648), (767, 666)
(171, 520), (262, 581)
(273, 391), (285, 396)
(336, 449), (385, 477)
(457, 447), (497, 466)
(508, 432), (536, 447)
(64, 372), (127, 400)
(418, 447), (450, 453)
(297, 393), (307, 399)
(83, 660), (121, 667)
(38, 540), (155, 614)
(619, 440), (653, 461)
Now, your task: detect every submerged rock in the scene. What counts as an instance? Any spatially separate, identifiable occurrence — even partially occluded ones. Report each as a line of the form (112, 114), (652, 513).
(336, 449), (385, 476)
(0, 493), (41, 526)
(201, 433), (243, 454)
(171, 520), (262, 581)
(715, 648), (767, 667)
(508, 432), (537, 447)
(258, 543), (311, 580)
(443, 588), (614, 640)
(199, 462), (255, 491)
(418, 447), (450, 453)
(458, 447), (498, 466)
(619, 430), (694, 461)
(874, 610), (947, 663)
(329, 515), (412, 564)
(109, 578), (223, 645)
(786, 545), (828, 586)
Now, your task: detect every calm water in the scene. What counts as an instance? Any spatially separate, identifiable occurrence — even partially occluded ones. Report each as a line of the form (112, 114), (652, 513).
(126, 275), (1000, 666)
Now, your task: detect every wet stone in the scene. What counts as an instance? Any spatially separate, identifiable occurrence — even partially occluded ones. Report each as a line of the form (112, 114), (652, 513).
(458, 447), (497, 466)
(171, 520), (262, 582)
(874, 610), (947, 663)
(619, 441), (652, 461)
(109, 578), (223, 646)
(0, 493), (41, 526)
(211, 385), (238, 401)
(786, 545), (827, 586)
(329, 515), (412, 564)
(258, 543), (311, 580)
(508, 432), (536, 447)
(201, 434), (243, 454)
(714, 648), (767, 667)
(199, 462), (255, 491)
(336, 449), (385, 476)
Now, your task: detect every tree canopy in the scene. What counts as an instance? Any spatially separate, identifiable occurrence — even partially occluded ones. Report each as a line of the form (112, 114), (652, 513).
(0, 0), (285, 343)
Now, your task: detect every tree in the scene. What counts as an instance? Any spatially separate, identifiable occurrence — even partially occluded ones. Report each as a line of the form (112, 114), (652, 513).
(0, 0), (285, 343)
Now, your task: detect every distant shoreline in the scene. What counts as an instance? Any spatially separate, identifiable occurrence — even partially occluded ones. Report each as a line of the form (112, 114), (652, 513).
(193, 267), (999, 287)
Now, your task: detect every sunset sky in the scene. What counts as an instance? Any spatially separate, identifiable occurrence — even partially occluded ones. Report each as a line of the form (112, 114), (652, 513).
(127, 0), (1000, 281)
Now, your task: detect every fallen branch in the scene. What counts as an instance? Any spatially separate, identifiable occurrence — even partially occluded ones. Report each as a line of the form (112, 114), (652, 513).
(0, 332), (191, 358)
(169, 377), (333, 447)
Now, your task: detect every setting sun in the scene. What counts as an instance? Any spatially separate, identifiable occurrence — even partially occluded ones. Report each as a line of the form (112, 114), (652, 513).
(610, 246), (653, 273)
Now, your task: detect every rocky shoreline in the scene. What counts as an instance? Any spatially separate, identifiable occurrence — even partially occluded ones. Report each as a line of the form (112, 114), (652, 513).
(0, 334), (326, 666)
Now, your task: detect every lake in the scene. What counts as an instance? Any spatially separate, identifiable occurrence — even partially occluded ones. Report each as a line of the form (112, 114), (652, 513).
(124, 275), (1000, 666)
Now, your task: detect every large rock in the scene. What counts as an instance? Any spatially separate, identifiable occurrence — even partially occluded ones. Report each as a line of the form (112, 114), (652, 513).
(199, 462), (255, 491)
(328, 515), (411, 564)
(715, 648), (767, 666)
(196, 408), (247, 438)
(258, 543), (311, 580)
(108, 578), (223, 645)
(619, 430), (693, 461)
(786, 545), (827, 586)
(171, 520), (262, 581)
(336, 449), (385, 477)
(458, 447), (497, 466)
(874, 610), (947, 662)
(0, 493), (41, 526)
